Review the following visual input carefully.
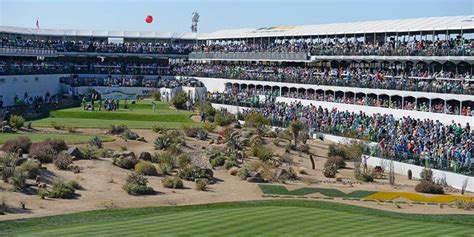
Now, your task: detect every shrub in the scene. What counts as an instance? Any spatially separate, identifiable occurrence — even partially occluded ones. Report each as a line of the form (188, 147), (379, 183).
(109, 124), (128, 135)
(251, 145), (273, 162)
(328, 143), (346, 158)
(323, 164), (337, 178)
(67, 180), (82, 190)
(182, 126), (199, 137)
(203, 122), (217, 133)
(152, 151), (176, 166)
(54, 154), (73, 170)
(0, 153), (16, 182)
(89, 136), (103, 149)
(116, 156), (138, 170)
(49, 181), (76, 199)
(154, 136), (171, 150)
(214, 109), (237, 126)
(1, 136), (32, 153)
(357, 173), (374, 182)
(80, 146), (97, 160)
(162, 176), (184, 189)
(210, 156), (226, 167)
(123, 172), (154, 195)
(134, 161), (158, 176)
(420, 168), (433, 181)
(244, 112), (270, 128)
(171, 92), (187, 109)
(237, 166), (251, 180)
(37, 187), (48, 199)
(9, 171), (28, 191)
(0, 199), (7, 215)
(151, 90), (161, 101)
(16, 160), (40, 179)
(325, 156), (346, 169)
(65, 126), (77, 133)
(9, 115), (25, 130)
(224, 159), (238, 170)
(29, 144), (56, 163)
(177, 154), (191, 168)
(50, 121), (63, 130)
(152, 125), (165, 133)
(178, 165), (211, 181)
(42, 139), (68, 153)
(196, 129), (208, 140)
(415, 180), (444, 194)
(197, 102), (216, 118)
(195, 179), (208, 191)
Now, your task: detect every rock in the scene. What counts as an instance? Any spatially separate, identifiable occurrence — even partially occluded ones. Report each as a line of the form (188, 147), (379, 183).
(70, 165), (81, 174)
(67, 147), (83, 159)
(138, 152), (152, 161)
(113, 151), (136, 158)
(246, 176), (264, 183)
(137, 137), (146, 142)
(201, 146), (206, 149)
(249, 171), (261, 178)
(228, 167), (239, 176)
(209, 139), (214, 144)
(38, 183), (47, 188)
(203, 168), (214, 178)
(22, 153), (29, 159)
(14, 157), (27, 166)
(1, 125), (14, 133)
(126, 131), (140, 140)
(273, 168), (289, 181)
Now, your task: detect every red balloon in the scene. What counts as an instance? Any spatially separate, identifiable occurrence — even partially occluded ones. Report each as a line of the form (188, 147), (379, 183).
(145, 15), (153, 24)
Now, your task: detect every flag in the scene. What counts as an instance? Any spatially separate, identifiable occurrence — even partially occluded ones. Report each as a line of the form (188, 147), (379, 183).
(36, 19), (39, 29)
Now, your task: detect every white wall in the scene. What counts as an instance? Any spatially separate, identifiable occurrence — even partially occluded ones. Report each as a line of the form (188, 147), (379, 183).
(0, 74), (65, 106)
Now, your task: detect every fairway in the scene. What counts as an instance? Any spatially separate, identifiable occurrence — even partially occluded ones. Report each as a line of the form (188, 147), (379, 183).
(31, 100), (198, 129)
(1, 200), (472, 237)
(0, 132), (113, 144)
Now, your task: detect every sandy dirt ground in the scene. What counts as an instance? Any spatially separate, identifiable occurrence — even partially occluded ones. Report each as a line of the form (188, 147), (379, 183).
(1, 127), (473, 221)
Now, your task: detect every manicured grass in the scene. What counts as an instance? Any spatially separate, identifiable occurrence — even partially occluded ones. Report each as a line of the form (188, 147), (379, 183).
(0, 200), (473, 236)
(31, 100), (198, 129)
(259, 184), (376, 198)
(0, 132), (113, 144)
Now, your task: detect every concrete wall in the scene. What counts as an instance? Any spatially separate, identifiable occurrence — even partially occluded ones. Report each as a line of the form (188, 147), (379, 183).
(0, 74), (65, 106)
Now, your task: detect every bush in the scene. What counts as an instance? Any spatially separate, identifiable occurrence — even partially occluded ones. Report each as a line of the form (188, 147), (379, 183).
(9, 115), (25, 130)
(134, 161), (158, 176)
(178, 165), (211, 181)
(415, 180), (445, 194)
(182, 126), (199, 137)
(420, 168), (433, 181)
(67, 180), (82, 190)
(116, 156), (138, 170)
(203, 122), (217, 133)
(195, 179), (208, 191)
(152, 125), (165, 133)
(80, 146), (97, 160)
(197, 102), (216, 118)
(0, 153), (16, 182)
(196, 129), (208, 140)
(89, 136), (103, 148)
(37, 187), (48, 199)
(237, 166), (251, 180)
(50, 121), (64, 130)
(54, 154), (73, 170)
(9, 171), (27, 191)
(29, 143), (56, 163)
(357, 173), (374, 182)
(16, 160), (40, 179)
(162, 176), (184, 189)
(171, 92), (187, 109)
(244, 112), (270, 128)
(109, 124), (128, 135)
(123, 172), (154, 195)
(154, 136), (171, 150)
(0, 199), (7, 215)
(214, 109), (237, 126)
(323, 164), (337, 178)
(325, 156), (346, 169)
(210, 156), (226, 168)
(65, 126), (77, 133)
(328, 143), (346, 159)
(251, 144), (273, 162)
(43, 139), (68, 153)
(49, 181), (75, 199)
(151, 90), (161, 101)
(177, 154), (191, 168)
(224, 159), (238, 170)
(1, 136), (32, 153)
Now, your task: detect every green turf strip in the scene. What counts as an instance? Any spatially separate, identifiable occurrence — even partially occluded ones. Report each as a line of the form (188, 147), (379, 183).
(0, 200), (473, 236)
(259, 184), (376, 198)
(31, 118), (199, 129)
(0, 132), (113, 144)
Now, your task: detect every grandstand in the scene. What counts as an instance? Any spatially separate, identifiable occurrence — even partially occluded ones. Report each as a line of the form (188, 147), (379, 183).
(0, 15), (473, 191)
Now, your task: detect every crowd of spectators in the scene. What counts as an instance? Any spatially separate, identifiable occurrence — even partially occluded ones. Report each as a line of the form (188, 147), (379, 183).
(235, 100), (473, 173)
(209, 86), (474, 116)
(60, 75), (204, 88)
(172, 64), (474, 95)
(193, 37), (473, 56)
(1, 38), (192, 54)
(11, 91), (59, 106)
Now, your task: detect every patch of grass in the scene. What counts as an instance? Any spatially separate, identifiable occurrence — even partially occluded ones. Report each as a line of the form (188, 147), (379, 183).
(0, 200), (473, 236)
(0, 133), (114, 145)
(259, 184), (376, 198)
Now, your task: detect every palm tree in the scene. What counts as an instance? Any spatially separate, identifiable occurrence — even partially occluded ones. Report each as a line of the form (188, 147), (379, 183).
(289, 120), (303, 146)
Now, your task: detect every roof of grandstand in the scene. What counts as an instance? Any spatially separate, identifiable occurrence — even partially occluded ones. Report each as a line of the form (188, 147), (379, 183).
(0, 15), (473, 40)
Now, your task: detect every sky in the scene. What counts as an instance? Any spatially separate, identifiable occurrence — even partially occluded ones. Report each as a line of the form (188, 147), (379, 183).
(0, 0), (472, 33)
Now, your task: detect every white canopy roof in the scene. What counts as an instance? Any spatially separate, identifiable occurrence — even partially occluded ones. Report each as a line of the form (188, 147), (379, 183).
(0, 15), (472, 40)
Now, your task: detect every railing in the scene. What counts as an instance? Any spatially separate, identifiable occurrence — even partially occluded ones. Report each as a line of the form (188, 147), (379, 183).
(189, 52), (309, 61)
(0, 47), (58, 57)
(310, 47), (473, 57)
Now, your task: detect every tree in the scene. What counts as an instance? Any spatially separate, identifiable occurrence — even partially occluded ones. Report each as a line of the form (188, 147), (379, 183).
(289, 120), (303, 146)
